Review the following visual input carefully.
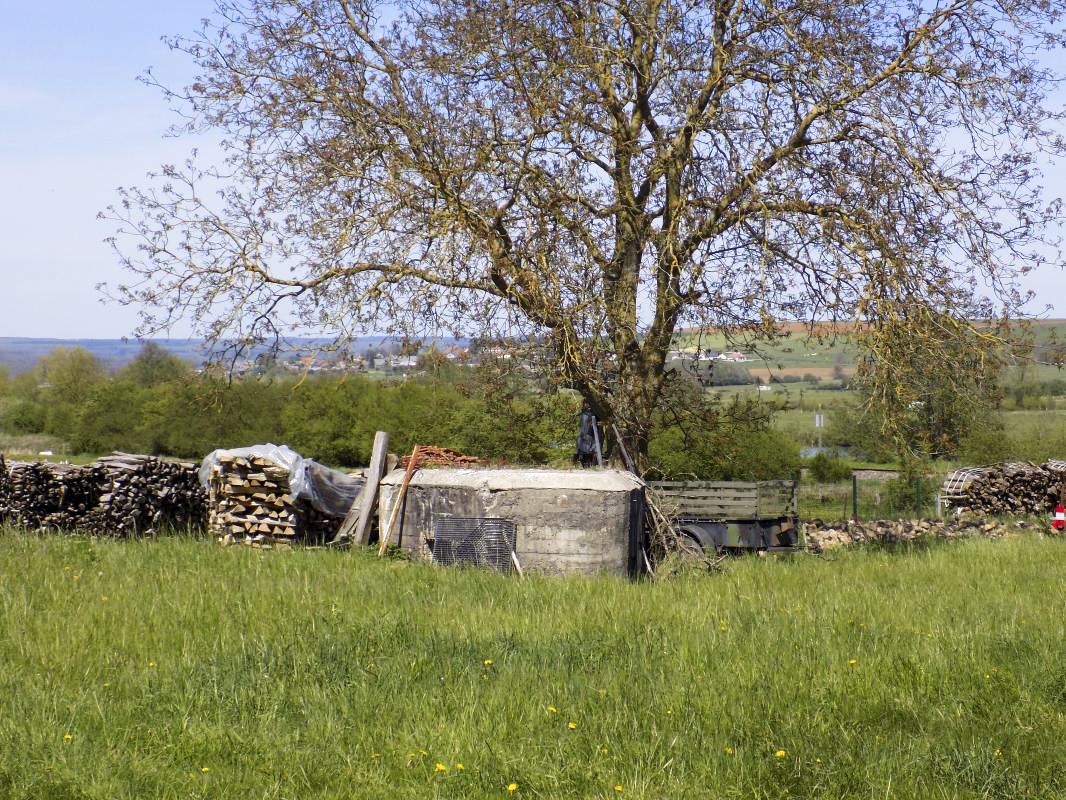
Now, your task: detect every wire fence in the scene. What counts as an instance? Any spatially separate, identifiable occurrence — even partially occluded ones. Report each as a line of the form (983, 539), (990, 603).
(799, 473), (945, 521)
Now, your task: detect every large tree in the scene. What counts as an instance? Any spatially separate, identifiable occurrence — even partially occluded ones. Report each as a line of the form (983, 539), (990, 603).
(106, 0), (1065, 464)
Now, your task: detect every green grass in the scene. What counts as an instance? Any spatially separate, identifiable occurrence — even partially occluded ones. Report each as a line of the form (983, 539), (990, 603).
(0, 432), (102, 464)
(674, 330), (858, 370)
(2, 531), (1066, 798)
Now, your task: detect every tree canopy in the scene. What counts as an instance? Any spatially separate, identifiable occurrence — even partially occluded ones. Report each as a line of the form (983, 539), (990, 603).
(106, 0), (1066, 462)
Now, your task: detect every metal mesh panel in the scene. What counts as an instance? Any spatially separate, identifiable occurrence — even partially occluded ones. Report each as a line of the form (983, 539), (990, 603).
(940, 466), (994, 498)
(431, 517), (517, 572)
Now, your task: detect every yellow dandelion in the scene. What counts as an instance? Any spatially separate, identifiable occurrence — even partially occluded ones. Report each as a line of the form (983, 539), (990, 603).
(775, 750), (786, 758)
(665, 709), (673, 715)
(601, 747), (609, 754)
(419, 750), (428, 757)
(614, 785), (624, 792)
(371, 753), (380, 760)
(63, 734), (73, 742)
(815, 758), (822, 763)
(848, 659), (857, 665)
(507, 782), (518, 793)
(484, 659), (493, 666)
(435, 763), (448, 772)
(148, 661), (156, 667)
(724, 747), (733, 755)
(456, 763), (464, 771)
(547, 706), (557, 713)
(567, 722), (577, 730)
(200, 767), (209, 773)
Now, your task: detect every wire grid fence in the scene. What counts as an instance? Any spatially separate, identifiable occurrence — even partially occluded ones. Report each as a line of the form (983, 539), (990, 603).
(799, 472), (946, 521)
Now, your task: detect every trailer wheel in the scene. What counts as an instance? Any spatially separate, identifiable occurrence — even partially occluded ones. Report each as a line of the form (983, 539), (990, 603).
(677, 530), (707, 559)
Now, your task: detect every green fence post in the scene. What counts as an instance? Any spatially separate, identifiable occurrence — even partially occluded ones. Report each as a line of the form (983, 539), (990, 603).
(852, 473), (858, 520)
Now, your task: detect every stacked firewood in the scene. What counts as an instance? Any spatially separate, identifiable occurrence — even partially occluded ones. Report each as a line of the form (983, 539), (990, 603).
(85, 453), (207, 536)
(940, 461), (1066, 515)
(0, 455), (9, 513)
(0, 460), (104, 531)
(205, 453), (340, 545)
(0, 453), (206, 535)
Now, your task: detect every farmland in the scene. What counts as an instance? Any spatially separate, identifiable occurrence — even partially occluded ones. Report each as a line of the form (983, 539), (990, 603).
(2, 531), (1065, 799)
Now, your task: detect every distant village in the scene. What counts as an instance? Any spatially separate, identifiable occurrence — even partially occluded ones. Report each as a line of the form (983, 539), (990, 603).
(227, 343), (518, 377)
(224, 343), (760, 381)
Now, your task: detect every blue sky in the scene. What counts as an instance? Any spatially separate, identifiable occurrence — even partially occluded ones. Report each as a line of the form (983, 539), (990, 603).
(0, 1), (216, 338)
(0, 1), (1063, 339)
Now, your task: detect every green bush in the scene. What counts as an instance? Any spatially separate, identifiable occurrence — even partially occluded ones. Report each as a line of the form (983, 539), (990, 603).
(806, 451), (852, 482)
(0, 399), (46, 434)
(957, 425), (1013, 465)
(649, 421), (800, 481)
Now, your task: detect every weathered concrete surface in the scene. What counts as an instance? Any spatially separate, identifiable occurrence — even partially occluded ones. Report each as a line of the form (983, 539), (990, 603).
(378, 468), (643, 576)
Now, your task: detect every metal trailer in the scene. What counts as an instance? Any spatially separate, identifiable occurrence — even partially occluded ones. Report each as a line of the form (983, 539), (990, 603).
(648, 479), (801, 554)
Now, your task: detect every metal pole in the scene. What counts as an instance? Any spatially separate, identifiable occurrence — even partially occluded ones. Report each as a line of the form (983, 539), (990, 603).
(852, 473), (858, 520)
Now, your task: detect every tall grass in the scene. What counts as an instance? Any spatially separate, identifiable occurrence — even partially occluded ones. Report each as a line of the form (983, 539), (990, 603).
(1, 531), (1064, 798)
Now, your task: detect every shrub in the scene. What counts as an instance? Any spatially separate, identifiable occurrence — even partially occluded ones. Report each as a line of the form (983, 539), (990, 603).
(957, 425), (1013, 465)
(806, 452), (852, 482)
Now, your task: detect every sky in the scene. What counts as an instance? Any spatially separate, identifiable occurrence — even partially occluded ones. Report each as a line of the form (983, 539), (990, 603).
(0, 1), (1064, 340)
(0, 1), (217, 339)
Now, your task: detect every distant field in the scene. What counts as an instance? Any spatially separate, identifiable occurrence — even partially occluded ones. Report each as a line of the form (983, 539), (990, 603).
(747, 366), (855, 381)
(2, 532), (1065, 799)
(677, 319), (1066, 379)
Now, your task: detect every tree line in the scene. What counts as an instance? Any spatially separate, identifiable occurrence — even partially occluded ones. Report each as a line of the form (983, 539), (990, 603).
(0, 344), (800, 481)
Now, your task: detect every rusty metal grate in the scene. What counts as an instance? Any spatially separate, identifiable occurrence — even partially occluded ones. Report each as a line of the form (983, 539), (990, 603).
(431, 517), (517, 572)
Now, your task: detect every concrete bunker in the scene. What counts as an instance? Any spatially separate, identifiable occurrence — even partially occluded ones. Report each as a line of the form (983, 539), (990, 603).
(377, 467), (645, 576)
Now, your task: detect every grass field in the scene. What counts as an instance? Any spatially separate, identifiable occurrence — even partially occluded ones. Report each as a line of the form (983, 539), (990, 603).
(2, 531), (1065, 799)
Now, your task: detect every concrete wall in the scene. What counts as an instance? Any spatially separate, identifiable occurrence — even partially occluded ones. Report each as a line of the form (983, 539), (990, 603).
(378, 468), (643, 576)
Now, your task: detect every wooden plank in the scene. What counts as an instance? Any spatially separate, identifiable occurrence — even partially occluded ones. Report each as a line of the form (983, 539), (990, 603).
(657, 496), (760, 506)
(649, 479), (799, 520)
(651, 481), (761, 490)
(673, 506), (760, 516)
(657, 493), (759, 503)
(378, 445), (421, 556)
(332, 431), (389, 546)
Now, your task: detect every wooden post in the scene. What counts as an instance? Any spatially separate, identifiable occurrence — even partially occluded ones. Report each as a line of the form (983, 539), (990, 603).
(331, 431), (389, 545)
(378, 445), (421, 556)
(611, 424), (637, 474)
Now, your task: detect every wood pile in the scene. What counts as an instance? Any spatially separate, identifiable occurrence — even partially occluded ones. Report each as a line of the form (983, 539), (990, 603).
(805, 517), (1026, 551)
(205, 453), (342, 545)
(0, 453), (206, 535)
(0, 460), (104, 531)
(400, 446), (480, 468)
(939, 461), (1066, 515)
(0, 455), (9, 514)
(86, 453), (206, 535)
